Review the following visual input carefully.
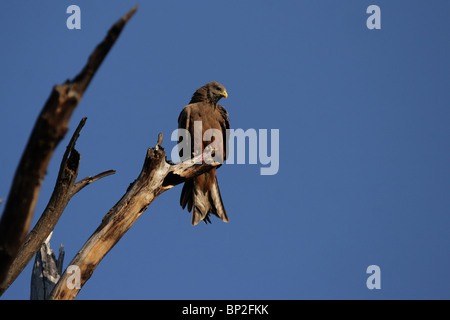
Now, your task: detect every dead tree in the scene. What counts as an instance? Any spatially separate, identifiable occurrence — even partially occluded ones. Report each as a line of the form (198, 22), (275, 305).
(0, 6), (136, 295)
(0, 5), (222, 299)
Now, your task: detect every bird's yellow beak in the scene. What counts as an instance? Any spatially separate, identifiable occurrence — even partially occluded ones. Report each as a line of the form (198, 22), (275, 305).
(221, 90), (228, 99)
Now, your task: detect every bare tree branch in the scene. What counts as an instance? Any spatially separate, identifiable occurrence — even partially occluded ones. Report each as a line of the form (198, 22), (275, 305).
(49, 134), (221, 300)
(71, 171), (117, 196)
(0, 118), (115, 296)
(0, 5), (137, 287)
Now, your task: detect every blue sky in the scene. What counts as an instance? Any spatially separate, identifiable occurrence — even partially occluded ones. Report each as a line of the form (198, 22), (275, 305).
(1, 1), (449, 299)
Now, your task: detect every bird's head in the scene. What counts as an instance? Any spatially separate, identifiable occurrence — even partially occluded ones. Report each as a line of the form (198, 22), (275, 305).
(206, 81), (228, 104)
(189, 81), (228, 105)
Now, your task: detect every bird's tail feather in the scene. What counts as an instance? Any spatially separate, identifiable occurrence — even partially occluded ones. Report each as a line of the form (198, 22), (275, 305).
(180, 177), (229, 225)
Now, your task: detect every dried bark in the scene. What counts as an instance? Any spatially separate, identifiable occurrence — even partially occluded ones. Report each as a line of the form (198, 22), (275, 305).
(0, 5), (137, 288)
(30, 232), (65, 300)
(49, 134), (221, 300)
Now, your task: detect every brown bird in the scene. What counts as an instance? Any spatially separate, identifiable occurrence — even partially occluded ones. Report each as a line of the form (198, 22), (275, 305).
(178, 81), (230, 225)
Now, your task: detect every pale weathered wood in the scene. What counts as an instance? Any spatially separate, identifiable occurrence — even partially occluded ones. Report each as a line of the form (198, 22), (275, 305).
(0, 5), (137, 286)
(30, 232), (65, 300)
(49, 134), (221, 300)
(0, 118), (115, 296)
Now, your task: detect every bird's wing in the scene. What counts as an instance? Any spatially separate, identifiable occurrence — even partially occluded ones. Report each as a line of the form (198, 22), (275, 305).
(217, 105), (230, 161)
(177, 105), (191, 160)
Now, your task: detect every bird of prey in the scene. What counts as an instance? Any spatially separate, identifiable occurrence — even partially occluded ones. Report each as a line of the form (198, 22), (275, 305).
(178, 81), (230, 225)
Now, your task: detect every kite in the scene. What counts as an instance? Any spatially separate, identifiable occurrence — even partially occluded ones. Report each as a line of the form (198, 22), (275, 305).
(178, 81), (230, 225)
